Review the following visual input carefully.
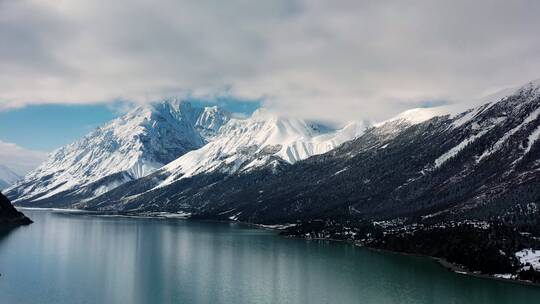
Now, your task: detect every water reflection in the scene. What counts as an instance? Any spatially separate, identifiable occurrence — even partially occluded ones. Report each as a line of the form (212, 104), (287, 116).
(0, 209), (539, 304)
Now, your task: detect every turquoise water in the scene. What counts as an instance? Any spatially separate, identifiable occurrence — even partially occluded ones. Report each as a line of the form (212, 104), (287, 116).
(0, 209), (539, 304)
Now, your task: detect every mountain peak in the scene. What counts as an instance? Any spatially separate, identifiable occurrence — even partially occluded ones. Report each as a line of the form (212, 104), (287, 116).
(157, 111), (366, 186)
(480, 78), (540, 105)
(6, 99), (230, 206)
(195, 105), (231, 140)
(374, 107), (449, 129)
(515, 79), (540, 99)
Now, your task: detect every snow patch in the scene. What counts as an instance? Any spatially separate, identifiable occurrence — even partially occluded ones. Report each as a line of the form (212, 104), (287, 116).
(515, 249), (540, 270)
(452, 106), (486, 129)
(93, 175), (133, 197)
(229, 212), (242, 221)
(523, 125), (540, 156)
(333, 167), (349, 176)
(494, 274), (516, 279)
(375, 107), (449, 127)
(478, 108), (540, 162)
(256, 223), (297, 230)
(434, 130), (489, 168)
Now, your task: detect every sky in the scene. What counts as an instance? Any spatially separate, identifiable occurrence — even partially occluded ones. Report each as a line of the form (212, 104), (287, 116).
(0, 98), (260, 174)
(1, 0), (540, 173)
(0, 104), (117, 151)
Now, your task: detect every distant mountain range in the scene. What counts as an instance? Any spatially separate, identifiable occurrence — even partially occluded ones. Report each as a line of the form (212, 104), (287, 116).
(6, 100), (367, 208)
(6, 79), (540, 281)
(0, 165), (21, 190)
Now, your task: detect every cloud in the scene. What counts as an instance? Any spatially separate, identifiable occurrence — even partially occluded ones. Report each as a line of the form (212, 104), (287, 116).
(0, 140), (48, 175)
(1, 0), (540, 122)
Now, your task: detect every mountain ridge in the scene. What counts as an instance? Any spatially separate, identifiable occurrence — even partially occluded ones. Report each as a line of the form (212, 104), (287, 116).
(6, 78), (540, 281)
(80, 79), (540, 280)
(6, 99), (231, 206)
(75, 110), (369, 211)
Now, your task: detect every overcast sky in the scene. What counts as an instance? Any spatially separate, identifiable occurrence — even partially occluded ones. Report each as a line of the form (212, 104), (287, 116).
(0, 140), (47, 175)
(1, 0), (540, 123)
(1, 0), (540, 173)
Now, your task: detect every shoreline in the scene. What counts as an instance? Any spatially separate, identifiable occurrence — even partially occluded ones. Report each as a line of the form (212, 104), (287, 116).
(364, 246), (540, 288)
(19, 206), (540, 288)
(285, 234), (540, 288)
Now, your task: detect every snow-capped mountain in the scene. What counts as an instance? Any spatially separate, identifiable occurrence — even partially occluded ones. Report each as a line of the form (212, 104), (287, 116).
(78, 110), (368, 211)
(260, 79), (540, 224)
(8, 77), (540, 282)
(159, 109), (368, 185)
(375, 107), (450, 127)
(77, 78), (540, 282)
(0, 165), (21, 190)
(6, 99), (231, 206)
(80, 79), (540, 225)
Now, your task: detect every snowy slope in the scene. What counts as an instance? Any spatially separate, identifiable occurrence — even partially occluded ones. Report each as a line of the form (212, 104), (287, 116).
(0, 165), (21, 189)
(154, 76), (540, 224)
(81, 77), (540, 217)
(6, 100), (230, 205)
(376, 107), (450, 127)
(194, 106), (231, 140)
(436, 80), (540, 169)
(480, 78), (540, 104)
(372, 79), (540, 131)
(156, 109), (368, 186)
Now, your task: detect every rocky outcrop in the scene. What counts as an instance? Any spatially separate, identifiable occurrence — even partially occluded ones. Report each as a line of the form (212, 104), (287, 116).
(0, 192), (32, 226)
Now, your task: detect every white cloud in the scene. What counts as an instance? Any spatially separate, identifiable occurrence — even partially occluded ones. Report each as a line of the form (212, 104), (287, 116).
(0, 140), (48, 175)
(1, 0), (540, 122)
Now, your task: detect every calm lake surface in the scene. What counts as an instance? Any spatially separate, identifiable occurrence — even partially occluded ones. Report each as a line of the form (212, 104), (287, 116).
(1, 209), (539, 304)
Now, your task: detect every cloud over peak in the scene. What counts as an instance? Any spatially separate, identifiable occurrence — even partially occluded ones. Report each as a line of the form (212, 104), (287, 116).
(1, 0), (540, 122)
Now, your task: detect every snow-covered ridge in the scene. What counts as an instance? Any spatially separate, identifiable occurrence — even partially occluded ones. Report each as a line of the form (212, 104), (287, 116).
(373, 78), (540, 131)
(374, 107), (450, 128)
(7, 100), (230, 203)
(433, 79), (540, 168)
(481, 78), (540, 104)
(158, 109), (368, 186)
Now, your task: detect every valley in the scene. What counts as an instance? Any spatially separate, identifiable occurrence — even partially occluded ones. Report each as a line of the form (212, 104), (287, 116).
(5, 79), (540, 285)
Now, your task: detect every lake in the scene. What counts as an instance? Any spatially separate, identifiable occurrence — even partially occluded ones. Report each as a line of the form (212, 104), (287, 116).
(0, 209), (539, 304)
